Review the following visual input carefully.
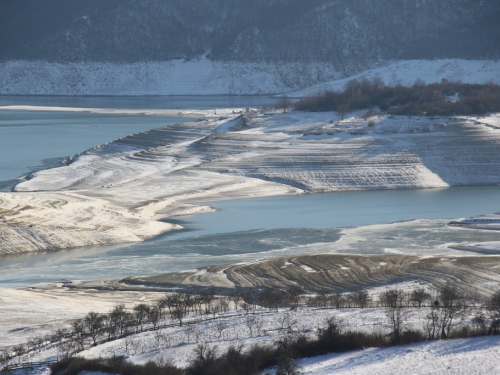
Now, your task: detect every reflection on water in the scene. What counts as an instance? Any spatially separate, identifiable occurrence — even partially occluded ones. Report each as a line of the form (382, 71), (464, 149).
(1, 186), (500, 287)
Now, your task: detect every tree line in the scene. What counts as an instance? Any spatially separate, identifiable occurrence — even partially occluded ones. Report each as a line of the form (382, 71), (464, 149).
(295, 78), (500, 117)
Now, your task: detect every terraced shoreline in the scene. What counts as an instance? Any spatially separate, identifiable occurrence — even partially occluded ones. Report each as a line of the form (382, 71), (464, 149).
(109, 254), (500, 297)
(1, 109), (500, 255)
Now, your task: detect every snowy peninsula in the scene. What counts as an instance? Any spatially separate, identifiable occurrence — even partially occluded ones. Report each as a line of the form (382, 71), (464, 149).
(1, 106), (500, 255)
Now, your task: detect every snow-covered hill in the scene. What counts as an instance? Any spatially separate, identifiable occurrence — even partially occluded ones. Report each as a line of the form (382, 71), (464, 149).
(0, 59), (498, 96)
(0, 59), (344, 95)
(288, 59), (500, 98)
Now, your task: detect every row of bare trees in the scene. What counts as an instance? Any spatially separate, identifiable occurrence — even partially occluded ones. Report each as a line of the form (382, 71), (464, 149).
(306, 287), (431, 309)
(382, 285), (500, 344)
(5, 284), (500, 370)
(1, 287), (305, 365)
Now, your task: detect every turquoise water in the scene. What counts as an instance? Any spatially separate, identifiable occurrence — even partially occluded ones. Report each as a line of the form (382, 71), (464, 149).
(0, 110), (187, 187)
(0, 95), (279, 110)
(165, 186), (500, 240)
(0, 95), (277, 188)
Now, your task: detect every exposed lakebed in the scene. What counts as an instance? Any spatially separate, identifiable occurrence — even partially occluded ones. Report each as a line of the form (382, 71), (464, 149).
(0, 97), (499, 287)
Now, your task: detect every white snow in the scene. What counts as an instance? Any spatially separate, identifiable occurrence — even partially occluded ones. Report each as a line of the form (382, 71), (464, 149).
(288, 59), (500, 97)
(0, 58), (341, 96)
(0, 58), (498, 96)
(2, 108), (500, 255)
(282, 336), (500, 375)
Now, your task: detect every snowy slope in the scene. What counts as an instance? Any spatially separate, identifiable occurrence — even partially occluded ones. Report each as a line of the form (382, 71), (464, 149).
(288, 59), (500, 97)
(11, 302), (500, 375)
(0, 58), (342, 96)
(290, 336), (500, 375)
(0, 59), (498, 96)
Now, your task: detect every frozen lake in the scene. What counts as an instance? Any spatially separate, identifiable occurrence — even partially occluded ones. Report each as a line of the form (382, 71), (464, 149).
(1, 186), (500, 287)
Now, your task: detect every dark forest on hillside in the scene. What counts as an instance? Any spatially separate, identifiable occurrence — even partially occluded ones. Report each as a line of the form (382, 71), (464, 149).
(1, 0), (499, 63)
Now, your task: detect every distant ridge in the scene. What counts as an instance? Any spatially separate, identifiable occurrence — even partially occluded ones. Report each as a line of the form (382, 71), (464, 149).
(1, 0), (499, 95)
(1, 1), (499, 63)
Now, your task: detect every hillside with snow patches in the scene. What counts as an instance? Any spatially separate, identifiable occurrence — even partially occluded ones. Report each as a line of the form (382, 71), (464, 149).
(6, 282), (500, 375)
(0, 59), (499, 96)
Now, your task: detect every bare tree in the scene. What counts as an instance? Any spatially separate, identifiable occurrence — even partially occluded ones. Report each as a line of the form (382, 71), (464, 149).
(168, 292), (190, 326)
(216, 320), (227, 338)
(148, 306), (161, 330)
(488, 290), (500, 334)
(385, 302), (408, 344)
(410, 288), (431, 308)
(110, 304), (129, 338)
(201, 289), (216, 314)
(245, 315), (257, 337)
(230, 290), (242, 310)
(425, 305), (440, 340)
(286, 286), (304, 309)
(155, 297), (168, 320)
(133, 303), (151, 332)
(279, 313), (297, 333)
(172, 304), (187, 326)
(218, 297), (230, 313)
(84, 311), (105, 346)
(259, 289), (288, 311)
(349, 289), (370, 308)
(331, 293), (345, 309)
(381, 289), (409, 343)
(381, 288), (405, 308)
(276, 95), (293, 113)
(472, 313), (488, 336)
(438, 285), (466, 339)
(336, 104), (350, 120)
(71, 319), (87, 351)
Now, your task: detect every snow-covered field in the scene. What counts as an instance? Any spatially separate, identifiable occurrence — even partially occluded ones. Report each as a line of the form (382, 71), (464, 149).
(5, 279), (500, 375)
(0, 58), (498, 96)
(290, 336), (500, 375)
